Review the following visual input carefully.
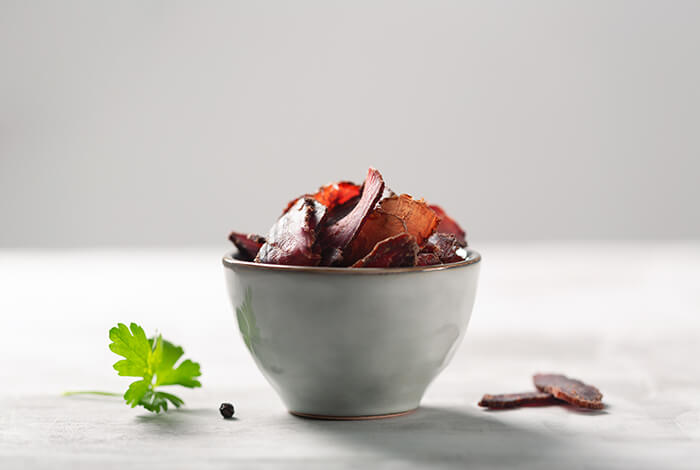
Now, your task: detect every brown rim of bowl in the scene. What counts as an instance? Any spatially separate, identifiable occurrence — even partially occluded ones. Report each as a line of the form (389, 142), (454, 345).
(222, 248), (481, 274)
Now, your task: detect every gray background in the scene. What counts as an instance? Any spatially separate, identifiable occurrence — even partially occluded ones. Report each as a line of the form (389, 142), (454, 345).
(1, 0), (698, 247)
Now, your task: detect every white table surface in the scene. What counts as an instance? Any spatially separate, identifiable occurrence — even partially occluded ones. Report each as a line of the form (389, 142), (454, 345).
(1, 242), (699, 469)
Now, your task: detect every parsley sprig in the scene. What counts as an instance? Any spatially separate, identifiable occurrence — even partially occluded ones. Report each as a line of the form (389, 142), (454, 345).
(65, 323), (202, 413)
(63, 323), (202, 413)
(109, 323), (202, 413)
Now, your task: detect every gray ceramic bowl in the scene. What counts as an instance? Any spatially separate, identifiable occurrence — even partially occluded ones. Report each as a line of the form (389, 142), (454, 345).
(223, 250), (481, 419)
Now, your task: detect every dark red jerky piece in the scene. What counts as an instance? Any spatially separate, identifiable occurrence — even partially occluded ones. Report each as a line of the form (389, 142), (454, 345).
(478, 391), (557, 409)
(533, 374), (604, 409)
(319, 168), (385, 265)
(282, 182), (360, 215)
(343, 195), (440, 267)
(255, 197), (326, 266)
(378, 195), (440, 249)
(228, 231), (266, 261)
(343, 210), (407, 266)
(313, 181), (361, 208)
(429, 205), (467, 247)
(351, 233), (419, 268)
(323, 195), (360, 228)
(422, 233), (465, 264)
(416, 252), (441, 266)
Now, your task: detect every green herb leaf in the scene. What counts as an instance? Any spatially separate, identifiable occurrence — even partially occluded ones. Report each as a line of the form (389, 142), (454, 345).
(139, 390), (185, 413)
(109, 323), (152, 378)
(124, 379), (151, 408)
(108, 322), (202, 413)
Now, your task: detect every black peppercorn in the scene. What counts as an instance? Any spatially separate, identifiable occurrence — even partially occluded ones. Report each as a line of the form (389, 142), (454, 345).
(219, 402), (235, 419)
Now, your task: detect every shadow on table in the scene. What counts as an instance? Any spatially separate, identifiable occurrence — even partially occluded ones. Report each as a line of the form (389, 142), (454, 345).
(133, 408), (217, 434)
(294, 406), (569, 468)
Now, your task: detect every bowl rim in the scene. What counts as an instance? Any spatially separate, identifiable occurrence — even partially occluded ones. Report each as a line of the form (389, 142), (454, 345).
(222, 248), (481, 274)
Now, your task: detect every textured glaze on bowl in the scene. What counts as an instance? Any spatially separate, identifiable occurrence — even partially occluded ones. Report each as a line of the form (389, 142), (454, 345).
(222, 250), (481, 418)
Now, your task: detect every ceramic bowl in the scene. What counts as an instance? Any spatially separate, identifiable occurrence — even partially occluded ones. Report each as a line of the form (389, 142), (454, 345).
(222, 250), (481, 419)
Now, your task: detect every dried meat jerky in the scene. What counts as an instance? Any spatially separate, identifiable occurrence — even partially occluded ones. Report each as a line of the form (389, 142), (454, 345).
(378, 195), (440, 248)
(319, 168), (385, 265)
(255, 197), (326, 266)
(227, 167), (470, 268)
(533, 373), (604, 409)
(416, 252), (441, 266)
(478, 391), (557, 409)
(429, 204), (467, 247)
(351, 233), (419, 268)
(313, 181), (361, 209)
(342, 194), (440, 266)
(283, 182), (361, 215)
(343, 210), (408, 266)
(421, 233), (465, 264)
(228, 231), (266, 261)
(323, 195), (360, 228)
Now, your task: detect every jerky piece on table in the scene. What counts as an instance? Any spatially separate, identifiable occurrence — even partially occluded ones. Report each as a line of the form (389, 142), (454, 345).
(282, 181), (361, 215)
(421, 233), (465, 264)
(429, 204), (467, 247)
(255, 197), (326, 266)
(351, 233), (419, 268)
(319, 168), (385, 265)
(533, 373), (604, 409)
(228, 232), (266, 261)
(478, 391), (558, 409)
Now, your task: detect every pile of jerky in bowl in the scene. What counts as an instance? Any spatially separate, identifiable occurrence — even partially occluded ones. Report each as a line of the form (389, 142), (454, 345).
(228, 168), (468, 268)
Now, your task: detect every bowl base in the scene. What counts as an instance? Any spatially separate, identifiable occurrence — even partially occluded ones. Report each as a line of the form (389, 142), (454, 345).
(289, 408), (417, 421)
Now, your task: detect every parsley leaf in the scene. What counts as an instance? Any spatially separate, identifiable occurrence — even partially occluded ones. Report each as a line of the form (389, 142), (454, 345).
(108, 322), (202, 413)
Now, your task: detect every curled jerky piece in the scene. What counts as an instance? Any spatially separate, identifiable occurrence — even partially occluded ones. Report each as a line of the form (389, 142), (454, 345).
(323, 195), (360, 228)
(256, 197), (326, 266)
(283, 182), (361, 215)
(430, 204), (467, 246)
(313, 181), (361, 208)
(319, 168), (385, 265)
(228, 231), (266, 261)
(478, 391), (557, 409)
(343, 210), (407, 266)
(343, 194), (440, 266)
(421, 233), (465, 264)
(533, 373), (604, 409)
(379, 195), (440, 248)
(351, 233), (419, 268)
(416, 252), (441, 266)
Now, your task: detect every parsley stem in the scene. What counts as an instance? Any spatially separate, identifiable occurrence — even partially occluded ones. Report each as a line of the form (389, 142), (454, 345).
(63, 390), (121, 397)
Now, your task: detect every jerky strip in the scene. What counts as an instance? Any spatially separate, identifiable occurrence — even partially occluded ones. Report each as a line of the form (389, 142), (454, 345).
(421, 233), (465, 264)
(478, 391), (557, 409)
(343, 195), (440, 266)
(228, 231), (266, 261)
(429, 204), (467, 246)
(255, 197), (326, 266)
(283, 181), (360, 215)
(378, 195), (440, 248)
(533, 373), (604, 409)
(343, 210), (407, 266)
(351, 233), (419, 268)
(319, 168), (385, 265)
(416, 252), (441, 266)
